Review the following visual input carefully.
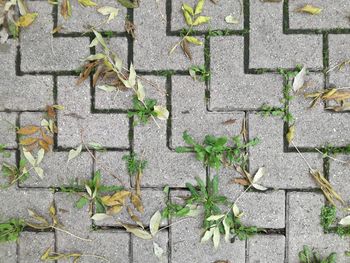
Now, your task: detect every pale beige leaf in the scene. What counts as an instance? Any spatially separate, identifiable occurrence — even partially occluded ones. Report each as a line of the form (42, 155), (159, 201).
(154, 105), (169, 120)
(150, 210), (162, 236)
(293, 66), (307, 92)
(153, 242), (164, 259)
(122, 224), (153, 240)
(91, 213), (112, 221)
(201, 228), (214, 243)
(339, 215), (350, 226)
(213, 227), (220, 249)
(225, 15), (239, 24)
(67, 144), (82, 162)
(206, 214), (225, 221)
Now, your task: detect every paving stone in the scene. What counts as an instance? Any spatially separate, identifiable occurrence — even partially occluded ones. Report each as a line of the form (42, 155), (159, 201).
(55, 193), (129, 263)
(287, 192), (350, 263)
(56, 230), (130, 263)
(20, 1), (90, 72)
(0, 40), (53, 111)
(171, 75), (245, 148)
(289, 73), (350, 147)
(0, 113), (17, 148)
(288, 0), (350, 29)
(21, 151), (93, 187)
(18, 232), (55, 263)
(132, 230), (168, 263)
(240, 190), (285, 229)
(95, 150), (129, 186)
(94, 37), (132, 110)
(247, 235), (285, 263)
(57, 76), (130, 148)
(171, 0), (243, 31)
(329, 34), (350, 87)
(0, 188), (53, 218)
(134, 0), (204, 70)
(249, 113), (322, 189)
(249, 0), (323, 69)
(209, 36), (282, 110)
(134, 120), (205, 188)
(170, 191), (245, 263)
(0, 242), (16, 263)
(95, 188), (167, 227)
(57, 0), (127, 33)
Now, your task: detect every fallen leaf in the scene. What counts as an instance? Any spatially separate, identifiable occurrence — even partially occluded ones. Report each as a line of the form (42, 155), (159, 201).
(136, 79), (145, 102)
(225, 15), (239, 24)
(117, 0), (138, 8)
(232, 178), (250, 186)
(201, 228), (214, 243)
(91, 213), (112, 221)
(20, 137), (38, 146)
(126, 206), (144, 228)
(153, 242), (164, 259)
(17, 125), (40, 135)
(77, 0), (97, 7)
(192, 16), (210, 26)
(293, 66), (307, 92)
(286, 125), (295, 144)
(67, 144), (82, 162)
(15, 13), (38, 27)
(60, 0), (72, 20)
(223, 217), (230, 243)
(103, 190), (131, 206)
(339, 216), (350, 226)
(222, 119), (236, 125)
(97, 85), (116, 92)
(23, 148), (36, 166)
(131, 193), (144, 213)
(213, 226), (220, 249)
(296, 4), (322, 15)
(150, 210), (162, 236)
(107, 205), (123, 215)
(185, 36), (203, 45)
(34, 166), (44, 178)
(97, 6), (119, 23)
(122, 224), (153, 239)
(154, 105), (169, 120)
(206, 214), (225, 221)
(36, 148), (45, 165)
(194, 0), (205, 15)
(180, 39), (192, 60)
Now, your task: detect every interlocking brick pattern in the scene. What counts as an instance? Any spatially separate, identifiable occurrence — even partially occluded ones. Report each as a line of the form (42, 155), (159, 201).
(0, 0), (350, 262)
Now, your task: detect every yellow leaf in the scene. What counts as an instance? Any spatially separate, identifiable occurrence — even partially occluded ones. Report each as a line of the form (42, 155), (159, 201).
(192, 15), (210, 26)
(102, 190), (131, 206)
(297, 4), (322, 15)
(286, 125), (295, 144)
(182, 3), (194, 16)
(15, 13), (38, 27)
(185, 36), (203, 45)
(17, 125), (40, 135)
(194, 0), (205, 15)
(20, 137), (38, 146)
(182, 8), (193, 26)
(131, 193), (144, 213)
(107, 204), (123, 215)
(136, 80), (145, 102)
(77, 0), (97, 7)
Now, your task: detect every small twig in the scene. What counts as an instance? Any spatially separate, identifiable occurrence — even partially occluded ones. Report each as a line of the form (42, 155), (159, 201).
(291, 141), (314, 171)
(52, 226), (92, 242)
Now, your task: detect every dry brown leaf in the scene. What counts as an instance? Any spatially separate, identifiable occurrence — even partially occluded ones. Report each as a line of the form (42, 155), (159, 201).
(76, 61), (99, 86)
(17, 125), (40, 135)
(125, 19), (136, 39)
(127, 206), (144, 228)
(107, 204), (123, 215)
(222, 119), (236, 125)
(20, 137), (39, 146)
(46, 105), (56, 119)
(232, 178), (250, 186)
(102, 190), (131, 206)
(131, 193), (144, 214)
(41, 129), (54, 145)
(60, 0), (71, 20)
(310, 169), (345, 206)
(180, 39), (192, 60)
(135, 170), (142, 197)
(39, 140), (50, 152)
